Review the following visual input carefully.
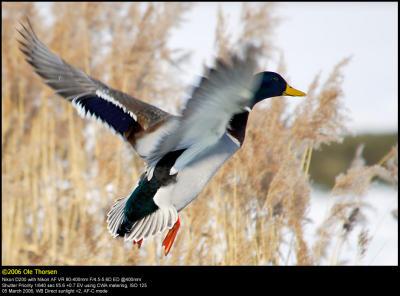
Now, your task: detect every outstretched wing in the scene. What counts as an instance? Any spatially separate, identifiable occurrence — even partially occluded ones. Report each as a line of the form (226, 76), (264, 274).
(146, 45), (260, 175)
(17, 18), (173, 160)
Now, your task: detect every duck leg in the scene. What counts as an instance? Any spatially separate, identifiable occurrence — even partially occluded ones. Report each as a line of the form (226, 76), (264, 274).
(162, 216), (180, 255)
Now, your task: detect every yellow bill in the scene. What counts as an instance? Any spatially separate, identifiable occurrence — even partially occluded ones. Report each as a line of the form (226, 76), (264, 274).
(283, 84), (306, 97)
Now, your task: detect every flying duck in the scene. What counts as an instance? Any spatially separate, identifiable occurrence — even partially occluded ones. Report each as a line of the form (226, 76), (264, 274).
(17, 18), (306, 255)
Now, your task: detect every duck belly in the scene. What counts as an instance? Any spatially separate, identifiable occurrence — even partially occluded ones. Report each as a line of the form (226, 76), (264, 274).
(153, 133), (240, 212)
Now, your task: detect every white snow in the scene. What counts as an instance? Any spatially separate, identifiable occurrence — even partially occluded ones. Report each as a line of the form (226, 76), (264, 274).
(303, 184), (398, 265)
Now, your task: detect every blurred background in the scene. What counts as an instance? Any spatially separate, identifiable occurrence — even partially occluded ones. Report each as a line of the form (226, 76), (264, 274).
(2, 2), (397, 265)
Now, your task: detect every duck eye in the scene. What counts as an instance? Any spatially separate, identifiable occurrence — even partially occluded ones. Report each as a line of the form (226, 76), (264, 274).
(272, 77), (279, 81)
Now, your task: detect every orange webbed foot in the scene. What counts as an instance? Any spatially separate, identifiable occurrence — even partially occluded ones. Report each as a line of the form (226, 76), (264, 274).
(162, 216), (180, 256)
(133, 238), (143, 249)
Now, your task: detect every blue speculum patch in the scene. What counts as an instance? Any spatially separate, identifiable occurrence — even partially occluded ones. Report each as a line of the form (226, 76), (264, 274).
(76, 96), (135, 134)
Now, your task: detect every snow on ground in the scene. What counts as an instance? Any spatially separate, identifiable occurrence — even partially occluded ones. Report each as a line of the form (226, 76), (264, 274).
(302, 184), (398, 265)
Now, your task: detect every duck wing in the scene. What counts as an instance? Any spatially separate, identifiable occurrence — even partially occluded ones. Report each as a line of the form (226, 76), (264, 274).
(17, 18), (173, 161)
(146, 45), (260, 175)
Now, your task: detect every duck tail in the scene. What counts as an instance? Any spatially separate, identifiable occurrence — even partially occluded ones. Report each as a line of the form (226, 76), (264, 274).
(107, 196), (179, 249)
(107, 196), (129, 238)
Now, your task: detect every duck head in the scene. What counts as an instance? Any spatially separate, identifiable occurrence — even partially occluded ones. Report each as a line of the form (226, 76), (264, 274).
(252, 71), (306, 106)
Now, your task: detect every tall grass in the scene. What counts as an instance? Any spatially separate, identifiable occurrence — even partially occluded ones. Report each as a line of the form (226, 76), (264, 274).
(2, 2), (397, 265)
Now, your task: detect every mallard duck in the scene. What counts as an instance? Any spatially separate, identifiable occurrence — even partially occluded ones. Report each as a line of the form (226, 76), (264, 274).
(17, 19), (306, 255)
